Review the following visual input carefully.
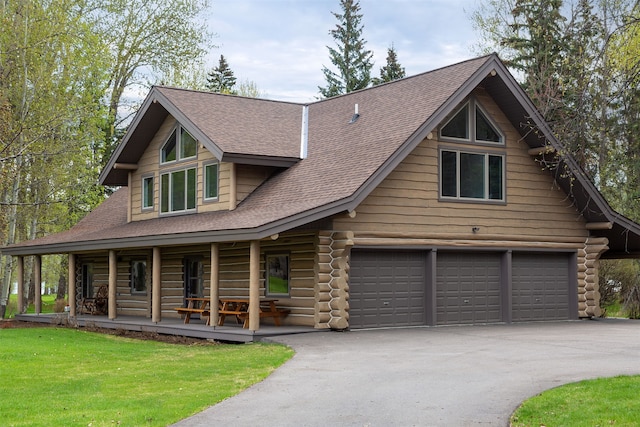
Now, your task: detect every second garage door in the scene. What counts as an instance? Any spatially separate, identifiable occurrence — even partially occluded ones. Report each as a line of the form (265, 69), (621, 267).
(436, 252), (502, 325)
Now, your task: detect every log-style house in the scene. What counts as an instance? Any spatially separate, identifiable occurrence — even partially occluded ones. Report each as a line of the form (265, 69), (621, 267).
(5, 54), (640, 338)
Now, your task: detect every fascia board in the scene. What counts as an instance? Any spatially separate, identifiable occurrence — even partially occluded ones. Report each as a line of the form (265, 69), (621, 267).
(490, 58), (632, 229)
(221, 153), (300, 167)
(151, 90), (225, 161)
(99, 89), (159, 185)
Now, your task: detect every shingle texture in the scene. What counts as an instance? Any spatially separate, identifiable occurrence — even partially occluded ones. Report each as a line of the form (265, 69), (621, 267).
(155, 87), (303, 159)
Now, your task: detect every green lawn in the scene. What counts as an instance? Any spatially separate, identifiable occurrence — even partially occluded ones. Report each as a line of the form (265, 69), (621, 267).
(6, 294), (60, 317)
(511, 375), (640, 426)
(0, 327), (294, 427)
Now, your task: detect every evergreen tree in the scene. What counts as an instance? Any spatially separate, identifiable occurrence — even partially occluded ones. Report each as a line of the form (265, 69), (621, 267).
(502, 0), (567, 121)
(206, 55), (237, 94)
(319, 0), (373, 98)
(372, 44), (406, 85)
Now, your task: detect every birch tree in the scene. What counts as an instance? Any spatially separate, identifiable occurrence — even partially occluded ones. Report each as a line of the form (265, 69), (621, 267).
(91, 0), (215, 164)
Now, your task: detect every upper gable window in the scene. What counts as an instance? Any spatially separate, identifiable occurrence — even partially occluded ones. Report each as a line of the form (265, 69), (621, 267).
(440, 99), (504, 145)
(161, 125), (197, 164)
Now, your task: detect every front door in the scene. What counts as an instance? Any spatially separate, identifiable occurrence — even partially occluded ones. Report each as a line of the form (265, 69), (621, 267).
(183, 257), (203, 304)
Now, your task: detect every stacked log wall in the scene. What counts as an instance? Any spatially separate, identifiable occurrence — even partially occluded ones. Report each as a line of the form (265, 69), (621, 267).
(314, 231), (354, 329)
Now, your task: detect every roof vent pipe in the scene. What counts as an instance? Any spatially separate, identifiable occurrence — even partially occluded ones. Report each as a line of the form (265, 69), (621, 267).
(349, 103), (360, 123)
(300, 105), (309, 159)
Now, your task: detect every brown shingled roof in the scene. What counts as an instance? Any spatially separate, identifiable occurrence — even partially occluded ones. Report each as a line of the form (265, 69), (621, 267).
(6, 54), (640, 256)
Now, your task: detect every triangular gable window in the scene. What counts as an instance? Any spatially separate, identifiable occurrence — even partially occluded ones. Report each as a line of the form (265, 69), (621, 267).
(161, 125), (197, 164)
(441, 104), (469, 140)
(440, 99), (503, 145)
(475, 107), (501, 143)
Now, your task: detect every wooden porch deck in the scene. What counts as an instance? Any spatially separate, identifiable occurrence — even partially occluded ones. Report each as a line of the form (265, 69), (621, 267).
(13, 313), (323, 343)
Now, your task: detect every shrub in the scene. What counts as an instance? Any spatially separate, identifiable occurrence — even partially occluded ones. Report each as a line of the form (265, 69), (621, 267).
(53, 298), (68, 313)
(624, 286), (640, 319)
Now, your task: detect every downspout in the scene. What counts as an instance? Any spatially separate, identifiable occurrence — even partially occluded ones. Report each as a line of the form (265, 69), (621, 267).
(300, 105), (309, 159)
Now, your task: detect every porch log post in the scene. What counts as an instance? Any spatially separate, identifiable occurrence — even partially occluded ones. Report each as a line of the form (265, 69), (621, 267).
(68, 254), (76, 317)
(108, 250), (117, 320)
(16, 256), (24, 314)
(248, 240), (260, 331)
(152, 247), (161, 323)
(210, 243), (219, 328)
(34, 255), (42, 315)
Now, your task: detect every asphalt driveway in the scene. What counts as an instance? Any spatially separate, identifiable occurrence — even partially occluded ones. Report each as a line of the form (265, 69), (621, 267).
(174, 319), (640, 426)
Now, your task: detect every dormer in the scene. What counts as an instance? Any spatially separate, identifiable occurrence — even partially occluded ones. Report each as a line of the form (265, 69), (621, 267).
(99, 86), (306, 222)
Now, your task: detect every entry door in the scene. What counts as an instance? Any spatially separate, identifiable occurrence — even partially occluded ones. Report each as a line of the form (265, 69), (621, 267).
(184, 257), (204, 302)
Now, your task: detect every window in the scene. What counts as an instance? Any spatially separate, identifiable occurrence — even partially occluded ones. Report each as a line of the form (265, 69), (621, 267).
(204, 162), (219, 200)
(266, 254), (290, 296)
(131, 260), (147, 294)
(161, 125), (197, 164)
(160, 168), (197, 213)
(440, 149), (504, 201)
(441, 99), (503, 144)
(142, 176), (154, 209)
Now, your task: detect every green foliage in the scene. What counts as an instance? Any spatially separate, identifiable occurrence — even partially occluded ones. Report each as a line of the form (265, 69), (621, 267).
(206, 54), (238, 94)
(0, 328), (294, 426)
(90, 0), (215, 164)
(511, 375), (640, 426)
(0, 0), (216, 315)
(237, 79), (264, 98)
(319, 0), (373, 98)
(372, 44), (406, 85)
(471, 0), (640, 234)
(599, 259), (640, 319)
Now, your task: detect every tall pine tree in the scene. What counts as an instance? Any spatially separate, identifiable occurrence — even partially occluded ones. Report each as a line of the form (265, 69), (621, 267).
(372, 44), (406, 85)
(206, 55), (237, 94)
(319, 0), (373, 98)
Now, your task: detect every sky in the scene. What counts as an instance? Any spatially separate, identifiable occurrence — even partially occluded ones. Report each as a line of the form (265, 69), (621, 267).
(206, 0), (483, 103)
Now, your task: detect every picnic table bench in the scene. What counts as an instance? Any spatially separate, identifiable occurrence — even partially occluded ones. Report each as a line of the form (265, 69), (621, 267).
(174, 297), (217, 325)
(218, 298), (290, 328)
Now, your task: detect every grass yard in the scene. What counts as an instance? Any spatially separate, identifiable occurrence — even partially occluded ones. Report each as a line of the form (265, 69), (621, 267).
(0, 327), (294, 427)
(6, 294), (60, 317)
(511, 375), (640, 426)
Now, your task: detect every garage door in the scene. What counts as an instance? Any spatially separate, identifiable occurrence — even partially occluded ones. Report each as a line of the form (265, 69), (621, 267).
(512, 253), (570, 321)
(349, 250), (426, 329)
(436, 252), (502, 325)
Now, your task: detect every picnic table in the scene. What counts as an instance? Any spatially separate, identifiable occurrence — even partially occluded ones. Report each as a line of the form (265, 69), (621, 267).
(218, 298), (290, 328)
(174, 297), (216, 325)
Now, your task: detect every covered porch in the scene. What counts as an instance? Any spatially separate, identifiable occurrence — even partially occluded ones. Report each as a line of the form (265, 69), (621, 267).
(9, 230), (334, 335)
(13, 312), (321, 343)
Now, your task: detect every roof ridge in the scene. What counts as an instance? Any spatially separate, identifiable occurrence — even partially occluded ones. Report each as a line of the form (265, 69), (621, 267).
(153, 85), (305, 106)
(311, 53), (497, 105)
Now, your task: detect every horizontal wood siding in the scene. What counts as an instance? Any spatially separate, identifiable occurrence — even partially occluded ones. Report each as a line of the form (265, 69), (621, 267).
(236, 164), (277, 204)
(334, 89), (588, 243)
(129, 115), (231, 221)
(77, 235), (317, 326)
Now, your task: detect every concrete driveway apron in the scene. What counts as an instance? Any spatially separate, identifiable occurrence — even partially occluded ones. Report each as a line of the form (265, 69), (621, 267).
(174, 319), (640, 426)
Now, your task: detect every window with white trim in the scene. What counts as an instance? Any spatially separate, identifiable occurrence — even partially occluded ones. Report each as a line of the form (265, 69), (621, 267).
(161, 125), (197, 164)
(440, 149), (504, 201)
(440, 99), (504, 144)
(142, 176), (154, 209)
(204, 162), (219, 201)
(160, 167), (197, 213)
